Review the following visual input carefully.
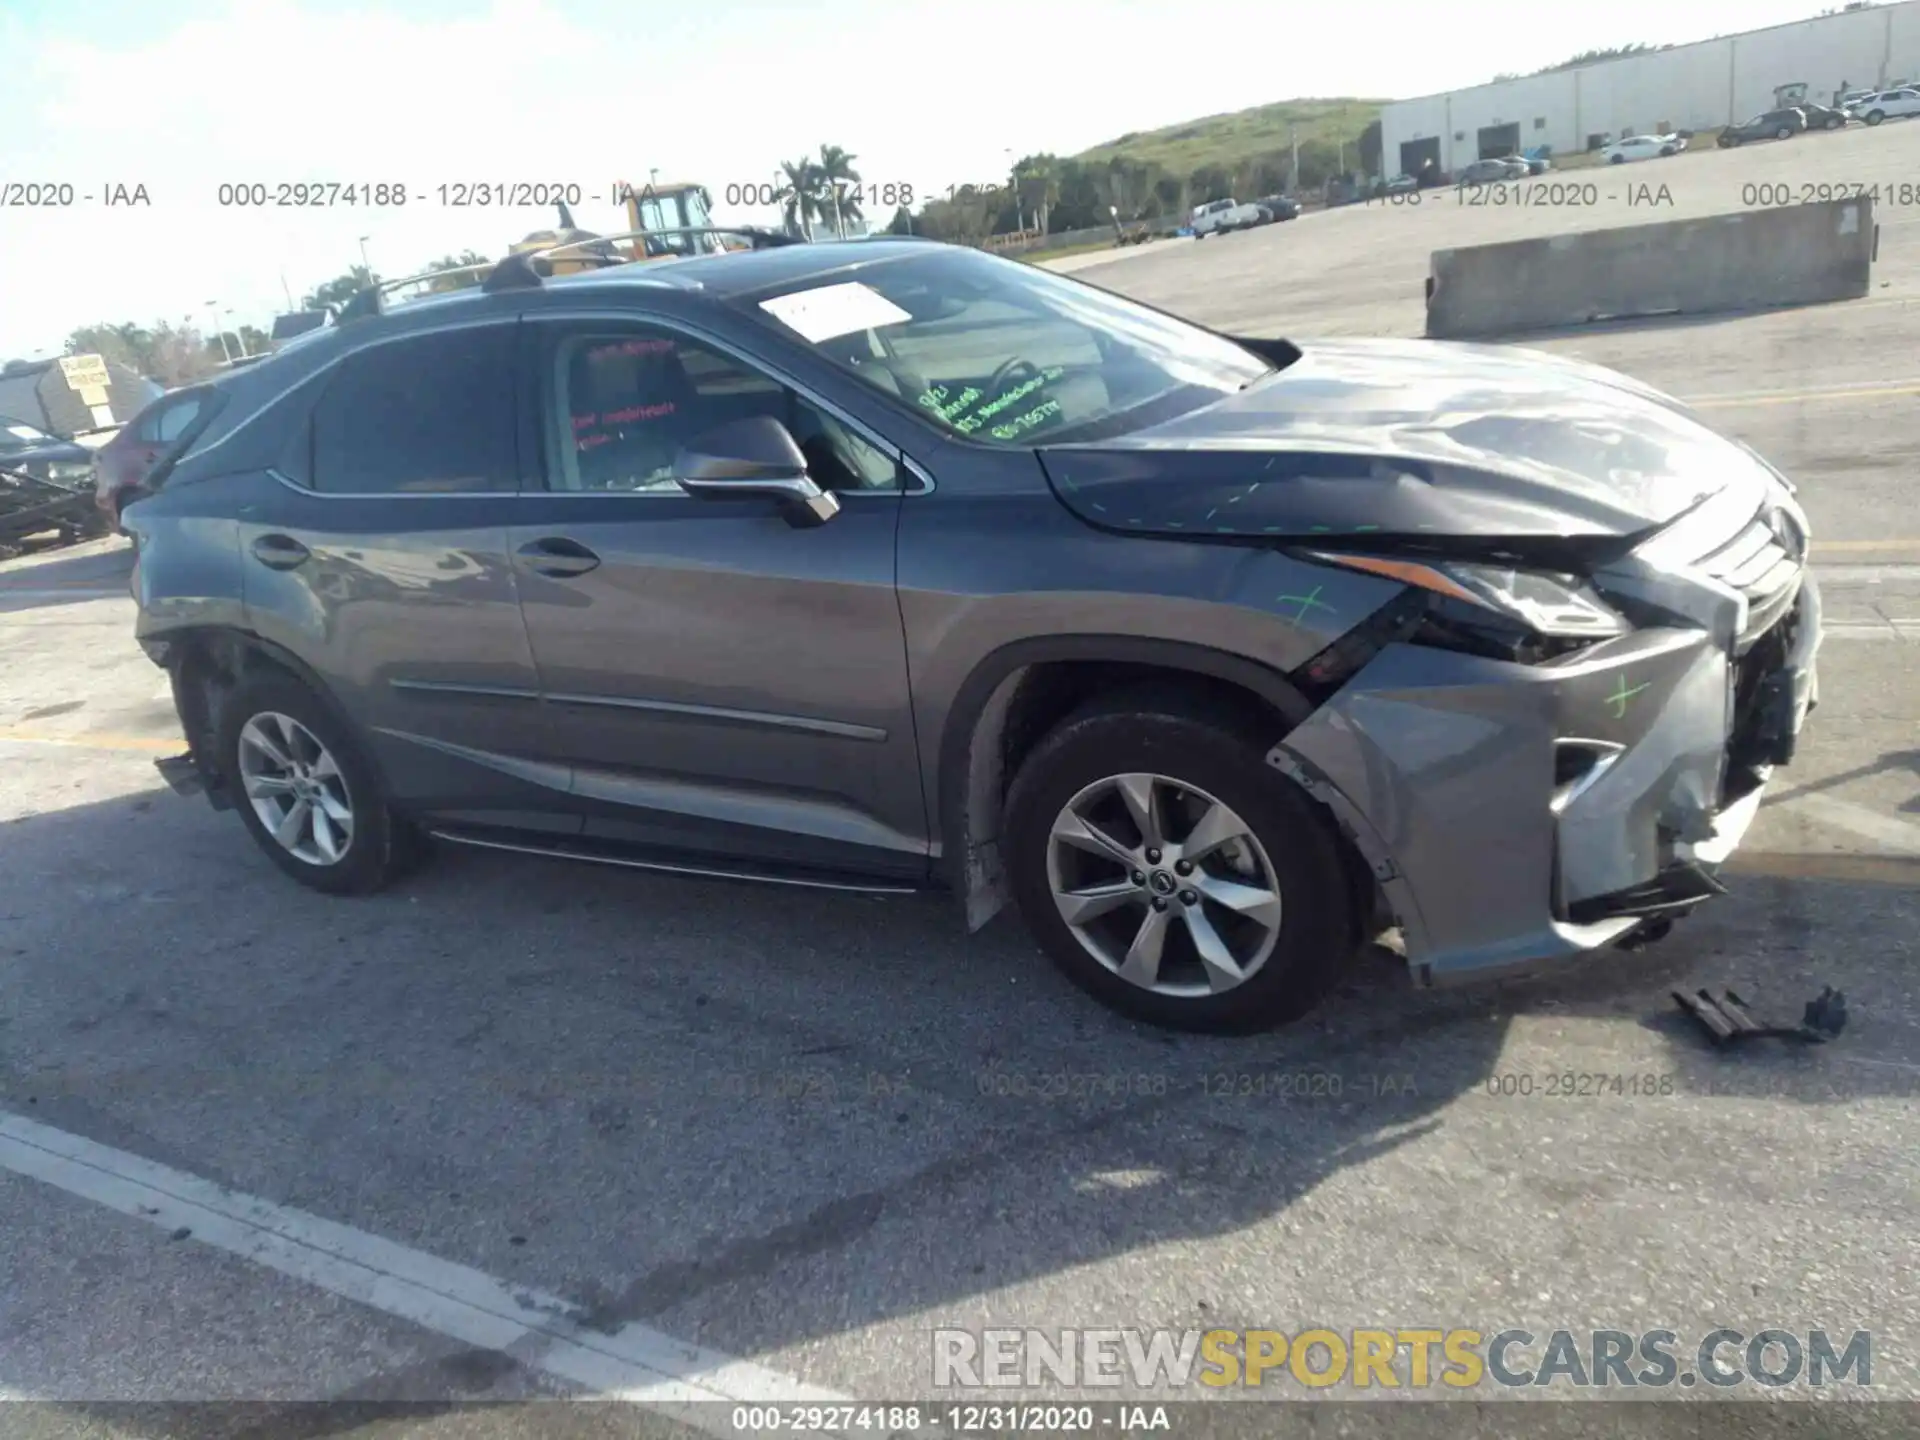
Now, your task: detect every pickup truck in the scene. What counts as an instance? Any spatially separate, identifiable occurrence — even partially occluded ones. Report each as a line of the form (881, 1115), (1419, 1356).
(1189, 197), (1268, 237)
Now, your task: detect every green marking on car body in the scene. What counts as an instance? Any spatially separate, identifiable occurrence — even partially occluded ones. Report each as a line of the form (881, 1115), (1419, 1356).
(1607, 675), (1653, 718)
(1275, 586), (1336, 622)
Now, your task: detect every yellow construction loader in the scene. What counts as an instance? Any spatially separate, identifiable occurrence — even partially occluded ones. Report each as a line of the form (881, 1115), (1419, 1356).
(506, 183), (734, 274)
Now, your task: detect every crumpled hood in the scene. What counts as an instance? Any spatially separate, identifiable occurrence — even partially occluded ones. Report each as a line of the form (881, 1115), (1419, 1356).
(1038, 337), (1776, 545)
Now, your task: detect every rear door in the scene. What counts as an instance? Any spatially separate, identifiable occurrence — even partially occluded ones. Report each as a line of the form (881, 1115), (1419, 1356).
(504, 313), (927, 880)
(237, 320), (574, 834)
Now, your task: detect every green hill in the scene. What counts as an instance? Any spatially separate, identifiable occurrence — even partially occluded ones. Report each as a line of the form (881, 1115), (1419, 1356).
(1073, 98), (1383, 176)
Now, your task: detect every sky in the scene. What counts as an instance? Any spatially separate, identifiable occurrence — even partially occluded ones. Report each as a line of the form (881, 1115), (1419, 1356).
(0, 0), (1864, 360)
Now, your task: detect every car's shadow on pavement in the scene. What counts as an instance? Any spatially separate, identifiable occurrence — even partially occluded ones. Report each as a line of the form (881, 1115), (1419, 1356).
(1, 785), (1914, 1419)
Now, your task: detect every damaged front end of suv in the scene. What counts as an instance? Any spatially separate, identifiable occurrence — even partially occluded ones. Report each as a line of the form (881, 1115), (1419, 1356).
(1039, 336), (1822, 986)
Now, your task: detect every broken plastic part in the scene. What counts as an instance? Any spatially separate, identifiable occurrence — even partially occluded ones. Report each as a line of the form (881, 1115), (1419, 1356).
(1671, 986), (1847, 1046)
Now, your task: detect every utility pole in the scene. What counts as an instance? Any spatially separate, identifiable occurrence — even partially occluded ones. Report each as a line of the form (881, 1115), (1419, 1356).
(204, 303), (232, 364)
(228, 310), (247, 358)
(280, 272), (296, 311)
(357, 235), (372, 279)
(1290, 125), (1301, 191)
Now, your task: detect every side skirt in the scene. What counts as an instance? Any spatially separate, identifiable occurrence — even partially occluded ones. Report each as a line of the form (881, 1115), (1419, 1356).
(428, 824), (927, 896)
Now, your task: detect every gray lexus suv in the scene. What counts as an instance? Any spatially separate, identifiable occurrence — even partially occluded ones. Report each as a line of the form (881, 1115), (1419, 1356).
(123, 236), (1821, 1032)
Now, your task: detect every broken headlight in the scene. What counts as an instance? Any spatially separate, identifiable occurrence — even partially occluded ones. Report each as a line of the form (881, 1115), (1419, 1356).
(1311, 553), (1628, 665)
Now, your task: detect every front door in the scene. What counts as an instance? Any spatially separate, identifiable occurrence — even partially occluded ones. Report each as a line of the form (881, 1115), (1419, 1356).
(507, 316), (927, 880)
(238, 320), (575, 834)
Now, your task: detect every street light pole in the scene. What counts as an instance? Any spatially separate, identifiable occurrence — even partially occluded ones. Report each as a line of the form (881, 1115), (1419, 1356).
(358, 235), (373, 279)
(205, 303), (233, 364)
(228, 310), (248, 358)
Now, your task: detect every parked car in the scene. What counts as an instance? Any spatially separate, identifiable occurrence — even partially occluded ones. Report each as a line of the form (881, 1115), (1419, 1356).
(1717, 109), (1809, 145)
(1253, 194), (1301, 221)
(1455, 158), (1518, 187)
(94, 382), (229, 526)
(1851, 88), (1920, 124)
(1603, 133), (1689, 162)
(1519, 151), (1552, 175)
(1383, 173), (1418, 194)
(0, 416), (94, 486)
(1190, 197), (1267, 236)
(124, 235), (1822, 1033)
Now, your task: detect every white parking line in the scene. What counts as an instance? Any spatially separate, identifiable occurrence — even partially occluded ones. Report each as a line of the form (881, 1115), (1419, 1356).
(1781, 794), (1920, 857)
(0, 1110), (846, 1429)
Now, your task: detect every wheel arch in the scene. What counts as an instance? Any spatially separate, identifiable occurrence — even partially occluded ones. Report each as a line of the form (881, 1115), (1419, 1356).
(935, 635), (1339, 931)
(150, 625), (388, 796)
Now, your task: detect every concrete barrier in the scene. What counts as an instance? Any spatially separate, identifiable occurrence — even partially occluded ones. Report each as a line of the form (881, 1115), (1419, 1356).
(1425, 196), (1876, 338)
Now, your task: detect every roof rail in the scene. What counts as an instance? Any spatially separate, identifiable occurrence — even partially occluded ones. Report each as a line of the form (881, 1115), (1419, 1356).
(482, 226), (806, 294)
(334, 261), (502, 323)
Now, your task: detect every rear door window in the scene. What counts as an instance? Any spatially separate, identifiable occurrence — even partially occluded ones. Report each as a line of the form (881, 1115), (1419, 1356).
(309, 325), (518, 494)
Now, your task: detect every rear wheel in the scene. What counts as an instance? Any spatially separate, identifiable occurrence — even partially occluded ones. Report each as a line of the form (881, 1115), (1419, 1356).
(1004, 695), (1358, 1033)
(217, 672), (423, 895)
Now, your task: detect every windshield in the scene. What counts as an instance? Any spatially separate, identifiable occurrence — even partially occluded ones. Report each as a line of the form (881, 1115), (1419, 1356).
(745, 248), (1273, 446)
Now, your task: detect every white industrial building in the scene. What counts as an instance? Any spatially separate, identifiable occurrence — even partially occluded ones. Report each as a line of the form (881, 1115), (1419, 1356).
(1381, 0), (1920, 177)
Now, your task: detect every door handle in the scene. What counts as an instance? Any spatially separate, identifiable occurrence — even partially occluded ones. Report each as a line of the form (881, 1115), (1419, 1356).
(250, 533), (310, 570)
(516, 536), (601, 578)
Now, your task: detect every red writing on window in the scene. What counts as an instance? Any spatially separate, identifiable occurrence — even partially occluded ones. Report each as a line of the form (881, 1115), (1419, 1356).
(601, 401), (676, 425)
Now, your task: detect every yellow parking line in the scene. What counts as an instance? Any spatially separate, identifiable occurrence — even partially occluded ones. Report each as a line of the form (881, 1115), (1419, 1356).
(0, 729), (176, 754)
(1687, 382), (1920, 409)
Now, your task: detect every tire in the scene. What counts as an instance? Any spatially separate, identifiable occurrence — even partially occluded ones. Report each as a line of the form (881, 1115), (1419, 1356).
(1867, 110), (1885, 125)
(1002, 692), (1358, 1033)
(1609, 153), (1626, 164)
(216, 670), (423, 895)
(1774, 127), (1792, 141)
(1827, 116), (1844, 130)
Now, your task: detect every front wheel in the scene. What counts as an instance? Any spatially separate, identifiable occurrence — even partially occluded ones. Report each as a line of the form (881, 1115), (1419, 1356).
(1774, 127), (1793, 141)
(217, 671), (424, 895)
(1867, 110), (1885, 125)
(1003, 695), (1358, 1033)
(1827, 116), (1845, 130)
(1609, 153), (1626, 164)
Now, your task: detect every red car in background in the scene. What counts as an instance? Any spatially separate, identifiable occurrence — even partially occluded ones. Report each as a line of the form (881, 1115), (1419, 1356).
(95, 383), (229, 526)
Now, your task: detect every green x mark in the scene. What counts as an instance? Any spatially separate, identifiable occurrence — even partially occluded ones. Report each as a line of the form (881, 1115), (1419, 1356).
(1275, 586), (1336, 623)
(1607, 674), (1652, 718)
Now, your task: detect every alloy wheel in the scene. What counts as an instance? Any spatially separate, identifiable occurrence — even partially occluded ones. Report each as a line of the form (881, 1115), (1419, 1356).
(1044, 772), (1283, 998)
(237, 711), (355, 866)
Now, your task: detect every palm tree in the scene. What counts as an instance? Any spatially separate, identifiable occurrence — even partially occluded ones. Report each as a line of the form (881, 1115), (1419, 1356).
(816, 144), (863, 237)
(777, 157), (824, 239)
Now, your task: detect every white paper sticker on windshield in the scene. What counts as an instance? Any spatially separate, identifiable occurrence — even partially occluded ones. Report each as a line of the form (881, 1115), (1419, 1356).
(759, 282), (912, 343)
(7, 425), (41, 441)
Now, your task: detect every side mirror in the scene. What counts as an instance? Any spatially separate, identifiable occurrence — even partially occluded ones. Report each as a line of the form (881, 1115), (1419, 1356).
(672, 416), (840, 527)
